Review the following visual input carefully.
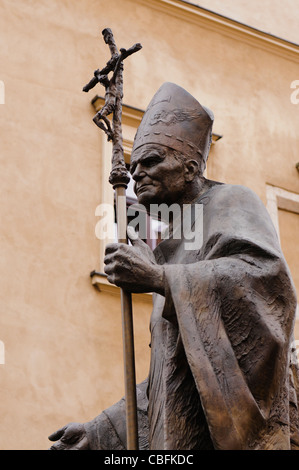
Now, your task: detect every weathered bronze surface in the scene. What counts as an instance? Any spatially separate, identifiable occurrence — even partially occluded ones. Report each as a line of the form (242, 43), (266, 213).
(49, 82), (299, 450)
(82, 28), (142, 450)
(83, 28), (141, 186)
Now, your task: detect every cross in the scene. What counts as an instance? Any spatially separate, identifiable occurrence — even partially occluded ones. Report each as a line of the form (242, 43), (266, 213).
(83, 28), (142, 450)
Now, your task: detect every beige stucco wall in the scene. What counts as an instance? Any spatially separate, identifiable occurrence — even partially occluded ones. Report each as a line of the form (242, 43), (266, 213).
(194, 0), (299, 44)
(279, 210), (299, 293)
(0, 0), (298, 450)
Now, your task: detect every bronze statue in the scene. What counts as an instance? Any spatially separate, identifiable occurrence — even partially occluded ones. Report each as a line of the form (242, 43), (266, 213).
(49, 82), (299, 450)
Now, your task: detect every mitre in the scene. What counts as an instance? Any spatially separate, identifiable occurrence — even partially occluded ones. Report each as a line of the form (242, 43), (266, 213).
(132, 82), (214, 171)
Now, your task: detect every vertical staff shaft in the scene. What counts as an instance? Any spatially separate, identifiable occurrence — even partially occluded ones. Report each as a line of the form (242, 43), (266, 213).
(109, 34), (139, 450)
(83, 28), (141, 450)
(115, 185), (138, 450)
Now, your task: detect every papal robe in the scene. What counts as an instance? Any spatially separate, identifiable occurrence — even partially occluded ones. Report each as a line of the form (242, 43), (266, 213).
(86, 182), (299, 450)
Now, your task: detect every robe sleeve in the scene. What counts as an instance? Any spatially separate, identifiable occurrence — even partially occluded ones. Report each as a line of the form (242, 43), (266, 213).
(84, 379), (149, 450)
(162, 185), (297, 450)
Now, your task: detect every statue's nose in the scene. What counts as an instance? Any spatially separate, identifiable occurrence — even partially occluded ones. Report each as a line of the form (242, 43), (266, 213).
(132, 164), (147, 181)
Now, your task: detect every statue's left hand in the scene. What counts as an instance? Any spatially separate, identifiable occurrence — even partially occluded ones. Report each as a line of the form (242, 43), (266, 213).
(104, 226), (165, 295)
(48, 422), (89, 450)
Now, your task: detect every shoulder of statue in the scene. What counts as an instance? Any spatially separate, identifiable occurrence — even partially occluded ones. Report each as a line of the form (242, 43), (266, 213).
(204, 182), (261, 206)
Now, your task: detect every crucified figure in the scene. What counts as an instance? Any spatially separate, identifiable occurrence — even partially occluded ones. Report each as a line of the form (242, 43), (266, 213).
(83, 28), (141, 141)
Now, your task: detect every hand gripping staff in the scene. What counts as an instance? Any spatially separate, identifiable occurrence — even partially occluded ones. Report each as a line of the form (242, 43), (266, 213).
(83, 28), (142, 450)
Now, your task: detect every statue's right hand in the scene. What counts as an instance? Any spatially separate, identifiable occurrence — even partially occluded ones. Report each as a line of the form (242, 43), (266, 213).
(48, 422), (90, 450)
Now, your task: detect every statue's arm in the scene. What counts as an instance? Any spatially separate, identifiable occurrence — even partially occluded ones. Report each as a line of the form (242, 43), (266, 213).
(48, 379), (149, 450)
(86, 378), (149, 450)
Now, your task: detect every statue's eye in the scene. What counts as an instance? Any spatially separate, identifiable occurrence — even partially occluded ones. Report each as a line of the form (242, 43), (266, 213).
(130, 154), (163, 174)
(143, 155), (162, 167)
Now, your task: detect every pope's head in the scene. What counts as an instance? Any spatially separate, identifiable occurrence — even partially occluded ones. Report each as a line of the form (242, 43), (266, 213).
(130, 83), (214, 208)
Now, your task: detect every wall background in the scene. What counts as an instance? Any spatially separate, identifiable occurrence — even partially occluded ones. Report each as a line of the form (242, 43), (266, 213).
(0, 0), (298, 449)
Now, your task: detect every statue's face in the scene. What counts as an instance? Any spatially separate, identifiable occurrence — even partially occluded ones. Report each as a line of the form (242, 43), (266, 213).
(130, 144), (188, 208)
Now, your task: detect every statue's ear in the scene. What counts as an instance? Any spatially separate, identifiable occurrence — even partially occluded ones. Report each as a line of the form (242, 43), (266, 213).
(184, 159), (199, 182)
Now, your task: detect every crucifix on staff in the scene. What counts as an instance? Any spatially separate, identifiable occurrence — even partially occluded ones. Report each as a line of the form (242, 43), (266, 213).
(83, 28), (142, 451)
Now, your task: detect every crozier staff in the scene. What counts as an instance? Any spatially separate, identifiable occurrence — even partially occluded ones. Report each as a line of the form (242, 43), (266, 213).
(49, 82), (299, 450)
(81, 28), (141, 450)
